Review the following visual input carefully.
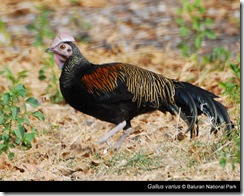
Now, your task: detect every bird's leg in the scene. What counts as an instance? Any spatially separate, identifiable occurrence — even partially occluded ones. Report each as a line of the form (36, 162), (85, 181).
(114, 127), (134, 151)
(97, 121), (126, 144)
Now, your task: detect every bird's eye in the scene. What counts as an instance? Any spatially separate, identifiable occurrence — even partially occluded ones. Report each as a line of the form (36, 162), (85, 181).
(60, 44), (66, 50)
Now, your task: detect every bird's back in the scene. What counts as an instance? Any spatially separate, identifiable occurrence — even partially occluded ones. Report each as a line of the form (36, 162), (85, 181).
(60, 60), (176, 125)
(80, 63), (176, 107)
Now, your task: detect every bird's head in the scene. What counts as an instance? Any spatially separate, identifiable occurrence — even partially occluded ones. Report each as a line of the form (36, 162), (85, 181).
(46, 33), (75, 69)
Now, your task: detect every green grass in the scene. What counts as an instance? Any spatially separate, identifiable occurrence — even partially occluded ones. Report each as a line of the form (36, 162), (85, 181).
(39, 53), (64, 104)
(218, 56), (240, 170)
(0, 84), (45, 160)
(26, 5), (55, 46)
(176, 0), (216, 57)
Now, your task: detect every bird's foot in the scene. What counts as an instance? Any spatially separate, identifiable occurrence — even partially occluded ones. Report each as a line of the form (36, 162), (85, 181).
(97, 121), (126, 144)
(114, 128), (134, 151)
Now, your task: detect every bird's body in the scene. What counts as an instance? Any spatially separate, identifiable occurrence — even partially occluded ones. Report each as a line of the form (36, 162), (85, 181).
(47, 33), (233, 150)
(59, 51), (175, 129)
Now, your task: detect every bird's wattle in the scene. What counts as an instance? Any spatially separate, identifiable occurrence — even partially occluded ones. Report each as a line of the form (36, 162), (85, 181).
(54, 53), (67, 69)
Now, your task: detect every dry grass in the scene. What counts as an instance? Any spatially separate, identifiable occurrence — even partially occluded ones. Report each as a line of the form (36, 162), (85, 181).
(0, 37), (240, 181)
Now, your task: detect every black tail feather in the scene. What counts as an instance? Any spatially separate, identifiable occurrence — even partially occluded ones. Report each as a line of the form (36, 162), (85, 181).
(173, 84), (198, 137)
(173, 81), (233, 136)
(213, 100), (234, 131)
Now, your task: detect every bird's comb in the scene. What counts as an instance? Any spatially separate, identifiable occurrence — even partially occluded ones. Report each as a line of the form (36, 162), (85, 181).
(50, 33), (75, 48)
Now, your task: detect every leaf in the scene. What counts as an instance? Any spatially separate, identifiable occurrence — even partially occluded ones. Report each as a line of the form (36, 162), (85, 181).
(198, 6), (205, 14)
(38, 75), (46, 81)
(38, 69), (46, 81)
(15, 138), (22, 145)
(229, 63), (240, 79)
(4, 66), (16, 84)
(2, 134), (9, 141)
(0, 112), (5, 124)
(176, 18), (184, 25)
(178, 42), (189, 57)
(219, 153), (227, 168)
(26, 23), (36, 31)
(23, 102), (27, 113)
(204, 29), (216, 39)
(17, 70), (28, 80)
(8, 152), (15, 160)
(219, 82), (236, 90)
(17, 117), (25, 124)
(26, 97), (40, 108)
(179, 26), (189, 37)
(50, 74), (56, 83)
(14, 125), (25, 140)
(15, 84), (26, 97)
(23, 116), (31, 125)
(205, 18), (214, 27)
(9, 143), (15, 149)
(3, 93), (10, 105)
(0, 70), (5, 75)
(11, 106), (20, 119)
(32, 111), (45, 121)
(24, 133), (35, 143)
(176, 8), (182, 15)
(193, 18), (201, 31)
(0, 143), (6, 150)
(194, 34), (202, 49)
(195, 0), (201, 7)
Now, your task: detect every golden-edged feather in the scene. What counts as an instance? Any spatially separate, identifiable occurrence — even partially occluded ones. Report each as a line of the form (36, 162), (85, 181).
(81, 63), (175, 108)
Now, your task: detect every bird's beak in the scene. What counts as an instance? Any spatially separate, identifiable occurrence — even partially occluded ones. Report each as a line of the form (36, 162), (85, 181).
(45, 48), (53, 53)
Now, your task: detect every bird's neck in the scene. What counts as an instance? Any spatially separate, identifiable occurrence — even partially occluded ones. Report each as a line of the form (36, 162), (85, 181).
(60, 50), (92, 89)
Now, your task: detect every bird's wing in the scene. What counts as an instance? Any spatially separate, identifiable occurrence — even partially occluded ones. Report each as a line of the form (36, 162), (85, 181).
(80, 63), (133, 103)
(80, 63), (175, 107)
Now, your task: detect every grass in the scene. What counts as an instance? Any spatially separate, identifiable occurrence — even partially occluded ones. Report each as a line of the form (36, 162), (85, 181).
(0, 46), (239, 180)
(0, 0), (240, 181)
(39, 53), (64, 104)
(26, 5), (55, 46)
(0, 68), (45, 160)
(176, 0), (216, 57)
(0, 44), (239, 180)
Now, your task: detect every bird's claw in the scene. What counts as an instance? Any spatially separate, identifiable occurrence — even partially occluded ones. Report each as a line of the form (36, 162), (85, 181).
(114, 128), (134, 150)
